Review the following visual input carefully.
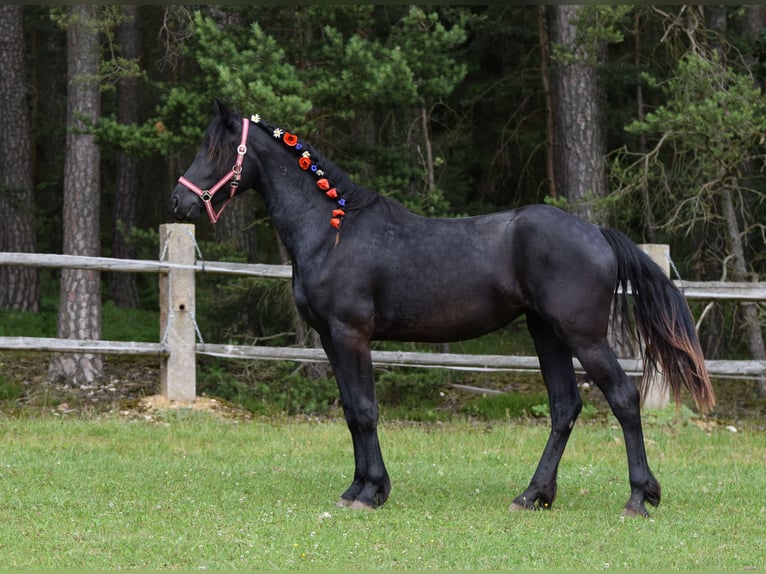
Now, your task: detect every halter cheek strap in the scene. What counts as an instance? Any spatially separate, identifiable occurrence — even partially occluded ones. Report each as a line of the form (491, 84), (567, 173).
(177, 117), (250, 224)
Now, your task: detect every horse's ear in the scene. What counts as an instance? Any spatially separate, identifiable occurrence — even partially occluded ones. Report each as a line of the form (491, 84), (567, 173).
(213, 98), (229, 118)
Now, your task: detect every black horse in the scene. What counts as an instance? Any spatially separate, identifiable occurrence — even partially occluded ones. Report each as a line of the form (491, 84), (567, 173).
(171, 102), (714, 517)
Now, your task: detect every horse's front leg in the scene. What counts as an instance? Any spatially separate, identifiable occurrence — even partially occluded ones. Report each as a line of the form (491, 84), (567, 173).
(320, 329), (390, 510)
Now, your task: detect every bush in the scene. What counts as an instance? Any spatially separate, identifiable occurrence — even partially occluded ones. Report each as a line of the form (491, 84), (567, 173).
(198, 358), (338, 416)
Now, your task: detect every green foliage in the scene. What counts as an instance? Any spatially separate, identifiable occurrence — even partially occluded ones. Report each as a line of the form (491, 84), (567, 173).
(198, 359), (338, 416)
(0, 309), (57, 338)
(462, 391), (601, 421)
(0, 375), (25, 402)
(102, 303), (158, 342)
(192, 14), (311, 126)
(377, 370), (444, 411)
(0, 303), (157, 341)
(552, 5), (634, 65)
(462, 391), (550, 420)
(611, 51), (766, 236)
(313, 26), (417, 113)
(387, 6), (469, 105)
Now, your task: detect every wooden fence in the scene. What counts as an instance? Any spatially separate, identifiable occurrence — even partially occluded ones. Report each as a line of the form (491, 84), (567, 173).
(1, 223), (765, 402)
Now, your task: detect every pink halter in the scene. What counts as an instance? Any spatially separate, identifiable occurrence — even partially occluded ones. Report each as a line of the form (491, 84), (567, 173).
(177, 117), (250, 224)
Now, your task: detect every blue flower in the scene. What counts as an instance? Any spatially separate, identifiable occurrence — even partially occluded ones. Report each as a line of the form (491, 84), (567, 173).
(338, 198), (346, 206)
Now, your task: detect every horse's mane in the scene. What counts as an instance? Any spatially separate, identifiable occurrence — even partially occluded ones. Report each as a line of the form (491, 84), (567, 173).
(207, 110), (409, 218)
(203, 112), (242, 168)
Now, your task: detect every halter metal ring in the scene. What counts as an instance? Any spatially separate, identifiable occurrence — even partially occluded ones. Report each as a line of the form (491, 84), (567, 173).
(237, 144), (247, 155)
(200, 190), (212, 201)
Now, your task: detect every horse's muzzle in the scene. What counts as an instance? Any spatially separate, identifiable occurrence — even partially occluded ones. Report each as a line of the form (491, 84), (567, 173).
(171, 186), (202, 221)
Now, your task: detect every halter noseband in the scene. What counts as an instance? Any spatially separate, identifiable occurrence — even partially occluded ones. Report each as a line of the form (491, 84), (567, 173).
(177, 117), (250, 224)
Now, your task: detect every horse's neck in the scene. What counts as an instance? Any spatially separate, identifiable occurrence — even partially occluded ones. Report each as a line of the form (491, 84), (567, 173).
(254, 160), (335, 263)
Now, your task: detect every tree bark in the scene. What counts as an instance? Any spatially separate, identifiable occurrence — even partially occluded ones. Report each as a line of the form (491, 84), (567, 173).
(111, 5), (141, 308)
(213, 193), (259, 262)
(538, 5), (557, 200)
(549, 4), (607, 224)
(634, 10), (655, 242)
(420, 106), (436, 196)
(0, 5), (39, 312)
(49, 5), (103, 384)
(721, 185), (766, 396)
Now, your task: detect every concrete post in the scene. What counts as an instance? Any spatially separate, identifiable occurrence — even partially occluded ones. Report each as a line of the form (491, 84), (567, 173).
(639, 243), (670, 409)
(159, 224), (196, 402)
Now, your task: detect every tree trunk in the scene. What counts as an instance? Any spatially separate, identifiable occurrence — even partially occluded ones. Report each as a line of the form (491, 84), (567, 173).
(634, 10), (655, 242)
(214, 193), (259, 262)
(549, 4), (607, 224)
(0, 5), (39, 312)
(420, 106), (436, 196)
(49, 5), (103, 385)
(721, 186), (766, 396)
(111, 5), (141, 308)
(538, 5), (557, 200)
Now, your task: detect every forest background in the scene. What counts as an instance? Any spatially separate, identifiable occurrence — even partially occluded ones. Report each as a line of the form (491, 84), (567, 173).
(0, 5), (764, 403)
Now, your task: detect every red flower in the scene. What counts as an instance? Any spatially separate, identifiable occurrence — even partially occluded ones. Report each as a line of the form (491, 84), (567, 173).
(283, 132), (298, 146)
(298, 156), (312, 170)
(332, 209), (345, 217)
(330, 218), (341, 229)
(325, 188), (338, 199)
(316, 178), (330, 191)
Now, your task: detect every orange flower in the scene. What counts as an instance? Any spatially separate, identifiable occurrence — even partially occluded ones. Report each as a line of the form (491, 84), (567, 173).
(283, 132), (298, 146)
(298, 156), (312, 170)
(332, 209), (345, 217)
(330, 218), (341, 229)
(325, 188), (338, 199)
(316, 178), (330, 191)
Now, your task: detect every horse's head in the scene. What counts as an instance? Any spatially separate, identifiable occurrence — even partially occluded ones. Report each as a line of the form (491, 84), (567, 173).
(171, 100), (253, 223)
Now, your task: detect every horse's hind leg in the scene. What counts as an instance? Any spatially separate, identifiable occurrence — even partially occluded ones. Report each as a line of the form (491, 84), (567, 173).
(574, 340), (660, 517)
(511, 312), (582, 511)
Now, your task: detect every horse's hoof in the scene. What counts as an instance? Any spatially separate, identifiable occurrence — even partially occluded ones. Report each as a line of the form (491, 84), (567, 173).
(622, 505), (650, 518)
(509, 502), (533, 512)
(348, 499), (376, 511)
(336, 498), (353, 508)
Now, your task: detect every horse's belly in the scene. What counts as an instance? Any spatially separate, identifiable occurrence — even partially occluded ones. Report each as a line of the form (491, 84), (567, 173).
(372, 295), (521, 343)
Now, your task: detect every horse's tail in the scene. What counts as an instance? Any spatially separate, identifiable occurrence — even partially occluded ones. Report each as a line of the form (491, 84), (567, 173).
(600, 227), (715, 412)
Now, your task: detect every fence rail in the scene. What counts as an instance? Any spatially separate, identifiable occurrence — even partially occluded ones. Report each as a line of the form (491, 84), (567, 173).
(1, 223), (765, 402)
(1, 251), (764, 300)
(1, 335), (764, 379)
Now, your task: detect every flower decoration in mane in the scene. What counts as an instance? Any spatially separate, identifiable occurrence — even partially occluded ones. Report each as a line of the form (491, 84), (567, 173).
(252, 114), (347, 230)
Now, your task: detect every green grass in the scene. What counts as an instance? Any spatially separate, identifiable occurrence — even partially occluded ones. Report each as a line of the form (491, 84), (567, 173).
(0, 414), (763, 569)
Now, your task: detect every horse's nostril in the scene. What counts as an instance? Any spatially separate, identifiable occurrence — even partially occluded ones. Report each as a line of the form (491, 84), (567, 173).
(172, 194), (179, 212)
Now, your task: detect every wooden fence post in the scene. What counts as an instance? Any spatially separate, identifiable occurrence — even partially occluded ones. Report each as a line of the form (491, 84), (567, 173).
(159, 224), (196, 402)
(639, 243), (670, 409)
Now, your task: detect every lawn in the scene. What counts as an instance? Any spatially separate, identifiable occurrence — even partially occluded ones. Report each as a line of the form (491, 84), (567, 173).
(0, 413), (763, 570)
